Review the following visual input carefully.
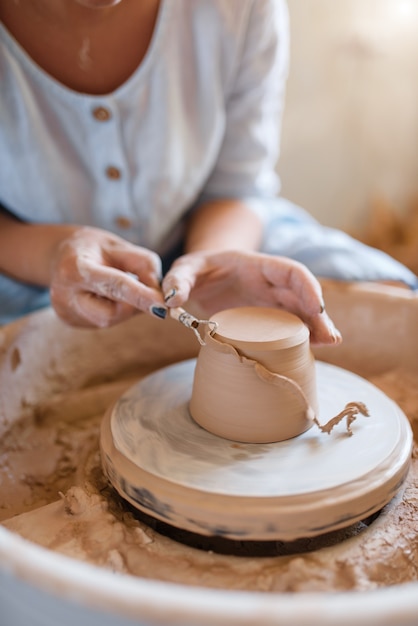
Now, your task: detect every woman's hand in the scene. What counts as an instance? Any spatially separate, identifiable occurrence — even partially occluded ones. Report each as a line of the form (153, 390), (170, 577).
(162, 250), (342, 345)
(50, 227), (166, 327)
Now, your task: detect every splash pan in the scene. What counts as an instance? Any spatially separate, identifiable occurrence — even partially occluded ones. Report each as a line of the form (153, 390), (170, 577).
(0, 281), (417, 626)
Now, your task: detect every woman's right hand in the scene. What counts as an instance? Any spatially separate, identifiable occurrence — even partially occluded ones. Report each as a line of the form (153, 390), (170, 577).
(49, 227), (166, 327)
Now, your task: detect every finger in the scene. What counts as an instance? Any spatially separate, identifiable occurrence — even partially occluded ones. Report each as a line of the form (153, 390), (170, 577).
(103, 244), (163, 289)
(308, 310), (343, 346)
(50, 283), (137, 328)
(78, 259), (165, 313)
(72, 293), (138, 328)
(261, 257), (341, 345)
(162, 254), (208, 305)
(261, 257), (322, 313)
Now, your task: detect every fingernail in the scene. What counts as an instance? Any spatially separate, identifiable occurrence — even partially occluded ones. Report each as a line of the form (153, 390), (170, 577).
(325, 314), (342, 343)
(319, 299), (326, 314)
(330, 323), (342, 343)
(150, 305), (167, 319)
(164, 288), (177, 302)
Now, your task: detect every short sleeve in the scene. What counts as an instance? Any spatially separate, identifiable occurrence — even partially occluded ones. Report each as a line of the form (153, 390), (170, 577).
(200, 0), (289, 212)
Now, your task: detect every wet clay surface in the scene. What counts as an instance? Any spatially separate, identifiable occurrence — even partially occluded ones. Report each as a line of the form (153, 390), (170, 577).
(190, 308), (316, 443)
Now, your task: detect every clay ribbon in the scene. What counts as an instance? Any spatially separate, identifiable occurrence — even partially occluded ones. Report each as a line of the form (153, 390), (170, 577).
(204, 331), (370, 438)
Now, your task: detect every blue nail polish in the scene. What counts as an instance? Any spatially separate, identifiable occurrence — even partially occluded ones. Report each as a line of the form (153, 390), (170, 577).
(151, 306), (167, 319)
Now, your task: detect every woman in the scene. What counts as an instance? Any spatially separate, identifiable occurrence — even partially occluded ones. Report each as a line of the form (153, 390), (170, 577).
(0, 0), (414, 342)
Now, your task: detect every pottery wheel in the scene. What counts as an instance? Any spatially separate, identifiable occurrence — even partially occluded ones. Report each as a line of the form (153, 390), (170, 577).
(100, 359), (412, 541)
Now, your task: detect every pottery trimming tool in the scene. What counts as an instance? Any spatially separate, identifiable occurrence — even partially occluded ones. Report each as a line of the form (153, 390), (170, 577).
(168, 306), (218, 345)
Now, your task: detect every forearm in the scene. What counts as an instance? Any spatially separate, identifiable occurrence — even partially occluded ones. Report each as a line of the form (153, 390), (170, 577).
(184, 199), (264, 253)
(0, 211), (78, 286)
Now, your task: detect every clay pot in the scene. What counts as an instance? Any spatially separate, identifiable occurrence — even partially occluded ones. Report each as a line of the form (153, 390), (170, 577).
(189, 307), (318, 443)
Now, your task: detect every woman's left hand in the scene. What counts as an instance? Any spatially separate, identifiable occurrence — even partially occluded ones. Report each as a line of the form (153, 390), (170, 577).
(162, 250), (341, 345)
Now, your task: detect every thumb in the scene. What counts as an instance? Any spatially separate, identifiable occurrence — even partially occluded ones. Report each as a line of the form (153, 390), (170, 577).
(162, 254), (205, 306)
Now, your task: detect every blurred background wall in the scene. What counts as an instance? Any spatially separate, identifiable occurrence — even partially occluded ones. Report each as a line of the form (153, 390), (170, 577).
(279, 0), (418, 231)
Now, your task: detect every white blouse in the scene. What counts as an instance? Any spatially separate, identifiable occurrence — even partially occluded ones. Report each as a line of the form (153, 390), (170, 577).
(0, 0), (289, 258)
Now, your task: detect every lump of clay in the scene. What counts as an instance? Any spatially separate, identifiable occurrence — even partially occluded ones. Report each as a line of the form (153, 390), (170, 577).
(189, 307), (318, 443)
